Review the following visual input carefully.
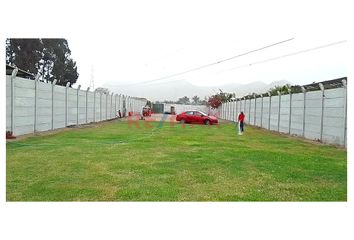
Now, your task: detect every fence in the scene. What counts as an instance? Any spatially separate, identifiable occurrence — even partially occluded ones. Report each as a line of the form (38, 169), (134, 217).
(218, 80), (347, 147)
(6, 69), (147, 136)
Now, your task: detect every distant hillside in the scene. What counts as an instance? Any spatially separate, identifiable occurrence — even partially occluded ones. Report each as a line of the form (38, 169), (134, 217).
(103, 79), (292, 101)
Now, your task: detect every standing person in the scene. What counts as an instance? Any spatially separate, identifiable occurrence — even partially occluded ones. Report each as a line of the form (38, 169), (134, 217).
(237, 111), (245, 135)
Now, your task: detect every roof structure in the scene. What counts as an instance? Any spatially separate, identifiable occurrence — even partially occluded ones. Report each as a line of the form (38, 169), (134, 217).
(6, 64), (35, 80)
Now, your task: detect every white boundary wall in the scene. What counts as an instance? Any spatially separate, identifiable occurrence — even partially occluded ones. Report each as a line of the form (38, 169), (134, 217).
(6, 75), (147, 136)
(218, 83), (347, 147)
(163, 103), (209, 114)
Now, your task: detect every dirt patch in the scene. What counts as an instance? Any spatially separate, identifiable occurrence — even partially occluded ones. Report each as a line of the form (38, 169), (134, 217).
(6, 118), (122, 142)
(143, 113), (177, 123)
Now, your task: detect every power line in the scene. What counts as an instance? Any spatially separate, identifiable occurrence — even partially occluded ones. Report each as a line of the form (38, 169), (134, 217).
(219, 40), (347, 74)
(119, 40), (346, 88)
(110, 37), (294, 87)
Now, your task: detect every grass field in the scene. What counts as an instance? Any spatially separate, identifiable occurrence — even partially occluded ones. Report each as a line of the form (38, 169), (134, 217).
(6, 119), (347, 201)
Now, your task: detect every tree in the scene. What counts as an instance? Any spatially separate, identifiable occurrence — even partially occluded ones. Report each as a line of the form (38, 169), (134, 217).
(268, 84), (291, 95)
(95, 87), (109, 94)
(146, 100), (152, 107)
(206, 89), (233, 109)
(6, 39), (43, 74)
(192, 95), (200, 105)
(217, 89), (233, 102)
(199, 96), (208, 105)
(163, 100), (177, 104)
(207, 95), (222, 109)
(41, 39), (79, 86)
(177, 96), (190, 104)
(6, 38), (79, 87)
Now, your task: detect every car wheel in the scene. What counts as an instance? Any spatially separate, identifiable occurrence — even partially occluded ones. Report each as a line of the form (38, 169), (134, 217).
(180, 119), (186, 124)
(204, 119), (210, 125)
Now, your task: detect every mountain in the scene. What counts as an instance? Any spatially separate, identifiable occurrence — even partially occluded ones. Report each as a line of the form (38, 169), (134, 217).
(103, 79), (291, 101)
(218, 80), (290, 97)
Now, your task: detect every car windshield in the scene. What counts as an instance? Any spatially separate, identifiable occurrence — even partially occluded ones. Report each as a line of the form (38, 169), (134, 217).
(198, 111), (208, 116)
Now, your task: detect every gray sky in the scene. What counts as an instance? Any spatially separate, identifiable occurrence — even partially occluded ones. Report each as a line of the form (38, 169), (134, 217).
(5, 0), (349, 92)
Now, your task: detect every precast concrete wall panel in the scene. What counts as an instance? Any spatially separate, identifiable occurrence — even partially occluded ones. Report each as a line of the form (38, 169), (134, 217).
(279, 94), (290, 133)
(290, 93), (305, 136)
(322, 88), (345, 145)
(94, 93), (101, 122)
(86, 92), (94, 123)
(269, 96), (279, 131)
(12, 77), (35, 135)
(255, 98), (262, 126)
(244, 100), (250, 124)
(67, 88), (77, 126)
(53, 86), (66, 129)
(303, 91), (321, 140)
(78, 90), (86, 124)
(36, 81), (52, 132)
(6, 77), (136, 136)
(261, 97), (270, 129)
(6, 76), (12, 131)
(249, 99), (255, 125)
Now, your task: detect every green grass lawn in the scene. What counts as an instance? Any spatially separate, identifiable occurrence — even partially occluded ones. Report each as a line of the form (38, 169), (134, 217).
(6, 119), (347, 201)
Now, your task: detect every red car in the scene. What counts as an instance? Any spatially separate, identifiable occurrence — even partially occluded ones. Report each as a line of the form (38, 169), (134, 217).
(176, 110), (218, 125)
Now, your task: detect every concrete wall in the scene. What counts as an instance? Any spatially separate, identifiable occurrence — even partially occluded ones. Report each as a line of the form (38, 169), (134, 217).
(219, 84), (347, 147)
(14, 78), (36, 135)
(6, 75), (12, 132)
(163, 103), (209, 115)
(6, 75), (147, 136)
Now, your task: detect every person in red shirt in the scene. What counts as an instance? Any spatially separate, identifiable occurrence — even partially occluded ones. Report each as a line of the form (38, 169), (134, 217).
(237, 111), (245, 135)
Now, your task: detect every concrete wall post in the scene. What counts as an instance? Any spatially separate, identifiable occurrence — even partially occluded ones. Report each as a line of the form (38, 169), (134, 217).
(110, 92), (114, 119)
(301, 86), (306, 137)
(268, 92), (271, 130)
(253, 94), (257, 125)
(319, 83), (325, 142)
(34, 74), (40, 132)
(243, 97), (245, 115)
(65, 82), (70, 127)
(114, 94), (117, 117)
(248, 97), (251, 124)
(277, 91), (281, 132)
(260, 94), (263, 128)
(105, 92), (108, 120)
(100, 92), (103, 121)
(288, 87), (292, 134)
(86, 87), (90, 123)
(10, 68), (18, 134)
(93, 89), (97, 122)
(76, 85), (81, 126)
(239, 98), (242, 115)
(51, 80), (57, 130)
(342, 80), (347, 147)
(236, 98), (238, 121)
(118, 94), (121, 113)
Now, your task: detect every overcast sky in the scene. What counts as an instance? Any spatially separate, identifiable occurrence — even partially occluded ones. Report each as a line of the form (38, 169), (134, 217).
(4, 0), (349, 92)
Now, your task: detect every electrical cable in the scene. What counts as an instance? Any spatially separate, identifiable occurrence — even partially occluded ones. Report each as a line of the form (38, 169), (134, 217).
(127, 40), (347, 87)
(108, 38), (294, 87)
(218, 40), (347, 74)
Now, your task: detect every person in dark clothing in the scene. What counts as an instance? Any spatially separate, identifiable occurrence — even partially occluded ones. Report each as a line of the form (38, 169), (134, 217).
(237, 111), (245, 135)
